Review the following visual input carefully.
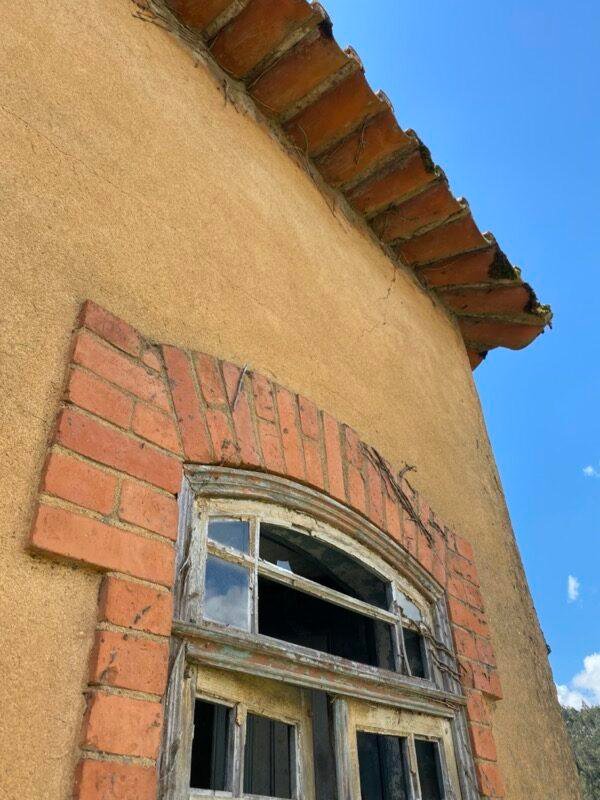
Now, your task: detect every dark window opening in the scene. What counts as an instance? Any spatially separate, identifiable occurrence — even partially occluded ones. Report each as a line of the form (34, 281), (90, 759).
(356, 731), (409, 800)
(402, 627), (428, 679)
(189, 699), (230, 791)
(415, 740), (444, 800)
(310, 691), (338, 800)
(258, 576), (395, 670)
(260, 523), (389, 609)
(243, 713), (295, 798)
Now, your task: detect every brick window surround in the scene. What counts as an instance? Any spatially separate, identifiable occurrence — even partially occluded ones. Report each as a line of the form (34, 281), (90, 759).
(29, 301), (506, 800)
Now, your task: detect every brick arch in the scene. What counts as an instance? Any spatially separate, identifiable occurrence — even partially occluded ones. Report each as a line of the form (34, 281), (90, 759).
(29, 300), (505, 799)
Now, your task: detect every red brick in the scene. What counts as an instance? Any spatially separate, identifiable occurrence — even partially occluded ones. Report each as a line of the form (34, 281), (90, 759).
(454, 534), (475, 562)
(79, 301), (141, 357)
(42, 451), (116, 515)
(298, 395), (319, 439)
(31, 504), (174, 587)
(384, 491), (402, 544)
(476, 636), (497, 667)
(205, 407), (240, 464)
(469, 724), (498, 762)
(89, 630), (169, 695)
(302, 437), (324, 489)
(276, 388), (305, 481)
(56, 407), (181, 494)
(448, 597), (490, 638)
(343, 425), (363, 468)
(258, 419), (285, 473)
(417, 528), (434, 573)
(365, 460), (384, 529)
(66, 367), (133, 429)
(431, 555), (446, 587)
(452, 626), (478, 660)
(476, 761), (506, 797)
(458, 657), (474, 688)
(82, 691), (163, 759)
(402, 513), (418, 557)
(98, 576), (173, 636)
(447, 574), (468, 603)
(323, 413), (345, 501)
(132, 403), (181, 454)
(221, 362), (261, 467)
(251, 372), (276, 421)
(466, 689), (492, 725)
(73, 330), (170, 411)
(119, 480), (178, 540)
(141, 347), (162, 371)
(195, 352), (228, 406)
(74, 759), (157, 800)
(464, 582), (485, 611)
(472, 664), (503, 699)
(448, 550), (479, 585)
(221, 359), (242, 402)
(162, 345), (213, 462)
(346, 464), (366, 515)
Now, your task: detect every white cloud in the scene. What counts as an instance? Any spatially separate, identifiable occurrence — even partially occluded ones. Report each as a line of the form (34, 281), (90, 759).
(583, 464), (600, 478)
(567, 575), (580, 602)
(556, 653), (600, 709)
(556, 684), (587, 710)
(573, 654), (600, 704)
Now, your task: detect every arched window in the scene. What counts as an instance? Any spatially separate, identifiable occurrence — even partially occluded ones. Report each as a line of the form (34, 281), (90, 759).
(161, 467), (478, 800)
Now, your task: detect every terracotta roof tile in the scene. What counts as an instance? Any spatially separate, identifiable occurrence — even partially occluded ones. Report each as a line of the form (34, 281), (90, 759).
(164, 0), (552, 368)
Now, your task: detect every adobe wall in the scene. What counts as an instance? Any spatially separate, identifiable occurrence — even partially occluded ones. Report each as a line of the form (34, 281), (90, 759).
(0, 0), (578, 798)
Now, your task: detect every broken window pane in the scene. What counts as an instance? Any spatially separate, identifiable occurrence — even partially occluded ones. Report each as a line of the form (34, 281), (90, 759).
(243, 713), (295, 798)
(260, 523), (389, 609)
(203, 555), (250, 630)
(396, 589), (422, 623)
(415, 740), (444, 800)
(258, 576), (395, 670)
(356, 731), (409, 800)
(208, 518), (250, 553)
(402, 627), (428, 678)
(189, 699), (230, 791)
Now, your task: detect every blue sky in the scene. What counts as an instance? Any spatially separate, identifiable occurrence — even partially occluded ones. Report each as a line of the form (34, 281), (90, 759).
(324, 0), (600, 706)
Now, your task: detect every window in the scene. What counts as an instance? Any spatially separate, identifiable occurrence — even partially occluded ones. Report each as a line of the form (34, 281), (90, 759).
(162, 467), (478, 800)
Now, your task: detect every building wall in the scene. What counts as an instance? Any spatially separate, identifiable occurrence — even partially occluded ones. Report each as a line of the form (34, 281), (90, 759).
(0, 1), (578, 798)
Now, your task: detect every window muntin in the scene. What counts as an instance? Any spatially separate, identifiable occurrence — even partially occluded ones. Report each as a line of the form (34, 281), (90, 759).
(196, 504), (431, 680)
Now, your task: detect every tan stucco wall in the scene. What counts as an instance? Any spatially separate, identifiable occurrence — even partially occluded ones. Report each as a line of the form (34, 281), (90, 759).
(0, 1), (578, 798)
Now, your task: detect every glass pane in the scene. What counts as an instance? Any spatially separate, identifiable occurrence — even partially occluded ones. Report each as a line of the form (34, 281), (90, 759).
(403, 627), (428, 679)
(396, 589), (422, 623)
(258, 577), (395, 670)
(244, 713), (294, 798)
(208, 518), (250, 553)
(260, 523), (389, 609)
(189, 699), (230, 791)
(356, 731), (409, 800)
(415, 740), (444, 800)
(204, 555), (250, 630)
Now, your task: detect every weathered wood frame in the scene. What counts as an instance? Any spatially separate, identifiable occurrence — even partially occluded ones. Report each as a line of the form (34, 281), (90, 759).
(160, 466), (480, 800)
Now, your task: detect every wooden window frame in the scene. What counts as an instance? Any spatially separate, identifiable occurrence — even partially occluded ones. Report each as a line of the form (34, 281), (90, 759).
(159, 466), (480, 800)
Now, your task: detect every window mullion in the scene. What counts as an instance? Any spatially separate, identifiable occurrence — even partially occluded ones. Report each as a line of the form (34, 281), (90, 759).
(250, 517), (260, 633)
(407, 735), (422, 800)
(230, 703), (247, 798)
(332, 697), (358, 800)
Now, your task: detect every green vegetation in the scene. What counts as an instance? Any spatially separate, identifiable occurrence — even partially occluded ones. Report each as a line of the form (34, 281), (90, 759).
(562, 705), (600, 799)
